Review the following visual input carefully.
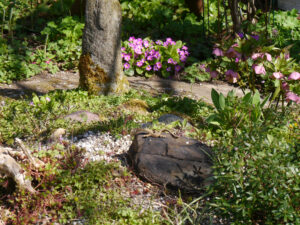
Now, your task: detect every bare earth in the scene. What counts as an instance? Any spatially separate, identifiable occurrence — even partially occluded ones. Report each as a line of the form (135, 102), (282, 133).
(0, 71), (245, 104)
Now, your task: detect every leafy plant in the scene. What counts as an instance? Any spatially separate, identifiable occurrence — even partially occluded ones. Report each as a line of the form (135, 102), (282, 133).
(206, 33), (300, 107)
(122, 36), (189, 78)
(207, 89), (269, 134)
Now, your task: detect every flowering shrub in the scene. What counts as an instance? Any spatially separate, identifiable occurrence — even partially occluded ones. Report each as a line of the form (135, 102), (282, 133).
(122, 37), (189, 78)
(207, 34), (300, 105)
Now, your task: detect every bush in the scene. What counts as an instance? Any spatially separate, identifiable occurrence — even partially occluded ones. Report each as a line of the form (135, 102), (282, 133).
(206, 89), (300, 224)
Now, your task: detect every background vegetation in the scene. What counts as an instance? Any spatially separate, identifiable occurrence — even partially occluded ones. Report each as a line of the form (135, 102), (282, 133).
(0, 0), (299, 224)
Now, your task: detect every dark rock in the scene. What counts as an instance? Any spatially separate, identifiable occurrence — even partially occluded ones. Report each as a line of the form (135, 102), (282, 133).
(64, 111), (100, 123)
(128, 132), (214, 191)
(141, 113), (191, 128)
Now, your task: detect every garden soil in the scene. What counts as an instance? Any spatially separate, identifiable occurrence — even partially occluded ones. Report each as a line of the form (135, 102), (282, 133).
(0, 71), (245, 104)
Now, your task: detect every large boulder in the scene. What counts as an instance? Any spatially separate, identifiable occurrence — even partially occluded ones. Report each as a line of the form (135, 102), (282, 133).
(128, 132), (214, 191)
(79, 0), (129, 95)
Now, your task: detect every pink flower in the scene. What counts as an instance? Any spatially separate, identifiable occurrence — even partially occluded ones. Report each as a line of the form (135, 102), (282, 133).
(288, 72), (300, 80)
(123, 54), (131, 61)
(166, 67), (172, 72)
(210, 71), (218, 78)
(272, 72), (284, 79)
(235, 58), (239, 63)
(129, 36), (135, 42)
(46, 97), (51, 102)
(182, 46), (188, 50)
(45, 59), (51, 64)
(226, 47), (241, 59)
(212, 48), (224, 57)
(200, 64), (206, 70)
(155, 62), (162, 69)
(136, 60), (144, 67)
(123, 63), (130, 69)
(121, 47), (126, 52)
(146, 65), (152, 71)
(251, 53), (263, 60)
(285, 52), (290, 60)
(253, 64), (266, 75)
(282, 82), (289, 91)
(175, 65), (182, 72)
(225, 70), (240, 83)
(286, 92), (300, 104)
(143, 40), (149, 48)
(265, 53), (272, 62)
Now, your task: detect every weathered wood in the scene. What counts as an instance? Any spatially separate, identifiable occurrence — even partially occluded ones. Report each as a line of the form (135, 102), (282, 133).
(0, 147), (36, 193)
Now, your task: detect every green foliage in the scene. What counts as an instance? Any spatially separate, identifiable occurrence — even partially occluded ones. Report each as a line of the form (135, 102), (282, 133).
(204, 89), (300, 224)
(251, 9), (300, 61)
(41, 16), (84, 69)
(207, 34), (300, 107)
(1, 143), (163, 224)
(207, 89), (268, 133)
(183, 62), (211, 82)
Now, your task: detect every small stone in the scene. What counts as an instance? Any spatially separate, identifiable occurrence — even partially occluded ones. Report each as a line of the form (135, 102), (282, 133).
(64, 110), (101, 124)
(49, 128), (66, 142)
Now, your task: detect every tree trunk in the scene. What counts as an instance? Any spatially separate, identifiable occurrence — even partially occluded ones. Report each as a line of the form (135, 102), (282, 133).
(79, 0), (129, 95)
(228, 0), (242, 33)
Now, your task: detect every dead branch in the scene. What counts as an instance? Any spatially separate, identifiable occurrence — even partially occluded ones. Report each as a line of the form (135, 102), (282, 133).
(15, 138), (44, 168)
(0, 148), (36, 193)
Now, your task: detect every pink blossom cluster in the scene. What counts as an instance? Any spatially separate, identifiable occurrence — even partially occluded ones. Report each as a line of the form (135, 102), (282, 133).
(209, 42), (300, 104)
(251, 54), (300, 103)
(122, 37), (189, 76)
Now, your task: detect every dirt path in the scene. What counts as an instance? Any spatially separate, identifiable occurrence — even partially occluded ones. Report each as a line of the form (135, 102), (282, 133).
(0, 71), (245, 104)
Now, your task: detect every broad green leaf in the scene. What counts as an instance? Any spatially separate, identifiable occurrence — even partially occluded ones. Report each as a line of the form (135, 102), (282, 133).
(125, 68), (134, 76)
(211, 88), (220, 110)
(242, 92), (252, 104)
(270, 85), (281, 102)
(219, 93), (225, 110)
(136, 67), (143, 75)
(252, 91), (261, 106)
(227, 90), (235, 98)
(261, 93), (271, 107)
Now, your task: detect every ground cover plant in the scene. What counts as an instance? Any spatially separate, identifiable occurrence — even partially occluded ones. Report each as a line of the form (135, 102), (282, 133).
(0, 0), (300, 224)
(0, 87), (299, 224)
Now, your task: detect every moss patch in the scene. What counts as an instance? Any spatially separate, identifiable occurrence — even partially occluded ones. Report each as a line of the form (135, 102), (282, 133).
(121, 99), (149, 114)
(79, 54), (128, 95)
(79, 54), (110, 95)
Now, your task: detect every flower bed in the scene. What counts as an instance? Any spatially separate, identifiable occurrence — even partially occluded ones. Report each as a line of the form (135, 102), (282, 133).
(122, 37), (190, 78)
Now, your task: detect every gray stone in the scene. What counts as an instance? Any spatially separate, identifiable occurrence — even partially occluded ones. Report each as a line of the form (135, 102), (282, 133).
(128, 132), (214, 191)
(64, 111), (100, 123)
(79, 0), (129, 95)
(141, 114), (192, 128)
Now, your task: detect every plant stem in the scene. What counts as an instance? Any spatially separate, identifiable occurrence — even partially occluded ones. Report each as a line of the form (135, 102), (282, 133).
(1, 8), (5, 38)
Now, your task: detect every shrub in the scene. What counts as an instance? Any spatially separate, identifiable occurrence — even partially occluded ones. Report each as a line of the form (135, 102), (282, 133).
(206, 34), (300, 106)
(206, 89), (300, 224)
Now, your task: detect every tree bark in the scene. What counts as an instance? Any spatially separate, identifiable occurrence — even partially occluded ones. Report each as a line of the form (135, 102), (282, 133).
(79, 0), (129, 95)
(228, 0), (242, 33)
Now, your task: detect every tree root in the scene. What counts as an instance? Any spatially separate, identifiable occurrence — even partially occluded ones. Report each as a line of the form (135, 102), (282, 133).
(0, 139), (44, 194)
